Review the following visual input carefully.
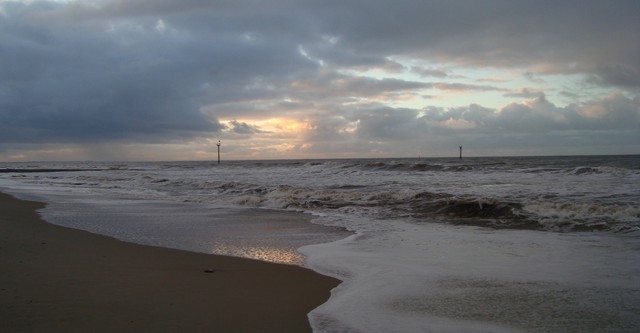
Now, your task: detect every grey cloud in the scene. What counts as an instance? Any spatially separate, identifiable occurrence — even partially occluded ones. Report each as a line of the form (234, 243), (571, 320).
(86, 0), (638, 87)
(349, 107), (426, 141)
(442, 94), (639, 136)
(421, 104), (494, 126)
(432, 83), (506, 92)
(573, 93), (640, 130)
(203, 71), (429, 123)
(503, 88), (545, 99)
(0, 0), (315, 143)
(523, 72), (545, 84)
(495, 96), (568, 132)
(338, 77), (428, 96)
(290, 71), (429, 100)
(302, 41), (405, 72)
(412, 67), (448, 78)
(316, 0), (640, 87)
(228, 120), (266, 135)
(304, 114), (353, 142)
(34, 0), (280, 22)
(340, 94), (638, 152)
(589, 65), (640, 88)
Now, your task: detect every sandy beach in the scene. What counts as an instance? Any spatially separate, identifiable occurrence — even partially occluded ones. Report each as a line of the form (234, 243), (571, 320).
(0, 192), (340, 332)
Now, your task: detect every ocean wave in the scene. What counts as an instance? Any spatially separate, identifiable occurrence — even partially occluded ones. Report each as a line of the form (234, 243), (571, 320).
(249, 184), (637, 232)
(357, 161), (479, 172)
(522, 200), (640, 232)
(81, 170), (638, 233)
(313, 159), (640, 176)
(569, 166), (636, 176)
(3, 156), (638, 233)
(0, 168), (100, 173)
(171, 180), (637, 232)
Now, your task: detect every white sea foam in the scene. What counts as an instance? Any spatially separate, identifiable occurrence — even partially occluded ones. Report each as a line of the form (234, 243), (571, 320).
(302, 218), (640, 332)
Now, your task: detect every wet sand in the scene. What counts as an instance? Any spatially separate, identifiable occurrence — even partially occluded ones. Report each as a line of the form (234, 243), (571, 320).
(0, 192), (340, 332)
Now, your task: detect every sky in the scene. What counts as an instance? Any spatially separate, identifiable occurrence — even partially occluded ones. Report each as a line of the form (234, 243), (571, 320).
(1, 0), (639, 161)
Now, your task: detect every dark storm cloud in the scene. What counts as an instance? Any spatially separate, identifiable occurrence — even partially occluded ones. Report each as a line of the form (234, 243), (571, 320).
(3, 0), (416, 148)
(0, 0), (317, 143)
(310, 0), (640, 88)
(1, 0), (639, 159)
(1, 2), (210, 143)
(589, 65), (640, 89)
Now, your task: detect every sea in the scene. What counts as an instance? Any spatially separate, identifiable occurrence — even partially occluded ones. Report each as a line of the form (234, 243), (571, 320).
(1, 155), (639, 332)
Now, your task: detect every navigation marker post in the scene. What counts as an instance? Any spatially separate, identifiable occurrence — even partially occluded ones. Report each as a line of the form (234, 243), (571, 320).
(459, 146), (462, 160)
(216, 140), (221, 165)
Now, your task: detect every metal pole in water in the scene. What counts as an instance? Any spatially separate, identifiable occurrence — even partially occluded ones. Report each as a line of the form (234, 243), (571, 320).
(459, 146), (462, 160)
(216, 140), (221, 165)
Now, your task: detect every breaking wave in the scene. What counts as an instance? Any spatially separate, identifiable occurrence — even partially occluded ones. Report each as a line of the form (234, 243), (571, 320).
(166, 180), (640, 233)
(2, 155), (638, 233)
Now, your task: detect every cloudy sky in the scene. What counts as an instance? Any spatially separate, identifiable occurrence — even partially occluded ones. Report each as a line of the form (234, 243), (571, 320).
(1, 0), (638, 161)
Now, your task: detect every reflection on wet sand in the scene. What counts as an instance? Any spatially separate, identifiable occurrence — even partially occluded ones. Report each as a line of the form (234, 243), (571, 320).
(213, 242), (304, 265)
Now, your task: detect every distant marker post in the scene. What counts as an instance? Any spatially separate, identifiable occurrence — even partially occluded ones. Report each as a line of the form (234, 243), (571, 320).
(216, 140), (221, 165)
(459, 146), (462, 160)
